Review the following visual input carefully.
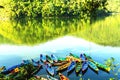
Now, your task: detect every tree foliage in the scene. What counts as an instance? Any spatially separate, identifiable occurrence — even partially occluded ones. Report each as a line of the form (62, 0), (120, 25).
(10, 0), (108, 18)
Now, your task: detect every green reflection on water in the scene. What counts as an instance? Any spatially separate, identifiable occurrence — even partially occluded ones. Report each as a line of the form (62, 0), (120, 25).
(0, 18), (84, 45)
(72, 15), (120, 46)
(0, 15), (120, 46)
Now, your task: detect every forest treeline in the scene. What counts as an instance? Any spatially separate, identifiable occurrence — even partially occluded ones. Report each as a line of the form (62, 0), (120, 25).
(10, 0), (108, 18)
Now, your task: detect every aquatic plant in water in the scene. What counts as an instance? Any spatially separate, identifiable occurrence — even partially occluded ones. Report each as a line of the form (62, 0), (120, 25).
(105, 57), (120, 80)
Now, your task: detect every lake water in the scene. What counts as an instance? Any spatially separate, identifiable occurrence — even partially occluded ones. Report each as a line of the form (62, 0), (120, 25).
(0, 16), (120, 79)
(0, 36), (120, 79)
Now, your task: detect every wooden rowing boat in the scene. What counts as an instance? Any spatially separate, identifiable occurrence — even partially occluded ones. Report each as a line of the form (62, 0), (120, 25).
(45, 63), (54, 76)
(1, 63), (23, 74)
(69, 53), (79, 59)
(93, 61), (110, 72)
(47, 75), (58, 80)
(34, 75), (48, 80)
(51, 54), (58, 62)
(66, 56), (81, 62)
(80, 54), (86, 61)
(88, 61), (99, 72)
(59, 73), (69, 80)
(67, 61), (76, 73)
(58, 57), (66, 61)
(0, 66), (6, 72)
(52, 61), (68, 66)
(46, 55), (53, 63)
(31, 59), (40, 67)
(23, 60), (31, 64)
(31, 64), (42, 75)
(40, 54), (47, 63)
(82, 61), (88, 72)
(57, 61), (71, 71)
(75, 61), (82, 73)
(10, 67), (19, 74)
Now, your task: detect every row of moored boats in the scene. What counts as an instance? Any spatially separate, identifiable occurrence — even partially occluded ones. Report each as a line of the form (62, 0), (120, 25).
(0, 53), (111, 80)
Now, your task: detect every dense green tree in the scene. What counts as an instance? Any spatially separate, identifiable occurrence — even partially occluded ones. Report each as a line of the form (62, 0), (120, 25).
(9, 0), (108, 18)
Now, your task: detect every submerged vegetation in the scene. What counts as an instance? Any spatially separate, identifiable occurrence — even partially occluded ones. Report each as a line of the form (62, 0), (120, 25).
(105, 57), (120, 80)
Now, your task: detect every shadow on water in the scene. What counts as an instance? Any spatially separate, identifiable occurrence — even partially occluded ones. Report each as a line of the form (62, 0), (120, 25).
(88, 67), (99, 74)
(82, 68), (88, 75)
(56, 68), (67, 75)
(67, 68), (75, 76)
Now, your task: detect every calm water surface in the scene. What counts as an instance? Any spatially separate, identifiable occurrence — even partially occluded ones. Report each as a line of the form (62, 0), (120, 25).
(0, 36), (120, 79)
(0, 16), (120, 79)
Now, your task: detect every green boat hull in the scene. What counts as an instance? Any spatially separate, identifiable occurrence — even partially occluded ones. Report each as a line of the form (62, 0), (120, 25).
(75, 62), (82, 73)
